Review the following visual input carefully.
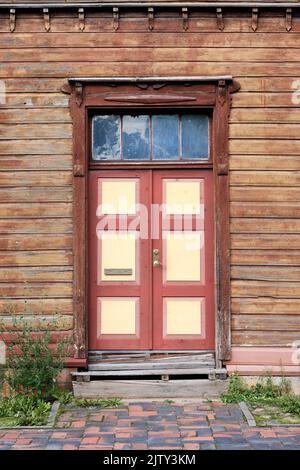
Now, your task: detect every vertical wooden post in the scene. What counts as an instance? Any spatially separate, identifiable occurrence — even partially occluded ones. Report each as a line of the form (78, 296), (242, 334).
(71, 83), (87, 360)
(213, 80), (231, 363)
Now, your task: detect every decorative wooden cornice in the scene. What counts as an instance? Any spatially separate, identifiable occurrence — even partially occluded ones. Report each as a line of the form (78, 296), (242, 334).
(0, 2), (300, 8)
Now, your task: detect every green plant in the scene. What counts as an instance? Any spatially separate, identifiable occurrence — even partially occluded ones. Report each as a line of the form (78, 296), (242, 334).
(0, 317), (71, 400)
(74, 397), (122, 408)
(222, 373), (300, 418)
(51, 389), (73, 405)
(0, 396), (51, 426)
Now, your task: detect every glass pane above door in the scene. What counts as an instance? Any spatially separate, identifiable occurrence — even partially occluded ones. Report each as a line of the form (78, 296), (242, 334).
(92, 114), (209, 161)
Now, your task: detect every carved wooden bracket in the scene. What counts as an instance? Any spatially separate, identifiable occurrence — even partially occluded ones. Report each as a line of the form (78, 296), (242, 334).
(218, 79), (226, 106)
(182, 7), (189, 31)
(251, 8), (258, 32)
(9, 8), (15, 32)
(148, 7), (154, 31)
(217, 160), (229, 176)
(75, 82), (83, 107)
(113, 7), (119, 31)
(286, 8), (292, 32)
(216, 8), (224, 31)
(73, 161), (85, 177)
(43, 8), (50, 32)
(78, 8), (85, 32)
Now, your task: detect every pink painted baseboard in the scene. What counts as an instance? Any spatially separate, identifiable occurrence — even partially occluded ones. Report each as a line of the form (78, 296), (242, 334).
(226, 364), (300, 376)
(225, 347), (299, 366)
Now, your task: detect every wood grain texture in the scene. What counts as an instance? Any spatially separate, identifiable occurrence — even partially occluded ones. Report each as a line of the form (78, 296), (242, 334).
(0, 9), (300, 352)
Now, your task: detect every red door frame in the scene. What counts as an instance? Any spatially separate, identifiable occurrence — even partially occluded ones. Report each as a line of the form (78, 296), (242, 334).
(69, 77), (238, 363)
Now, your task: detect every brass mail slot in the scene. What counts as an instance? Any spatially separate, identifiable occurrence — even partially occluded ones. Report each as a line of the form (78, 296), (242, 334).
(104, 268), (133, 276)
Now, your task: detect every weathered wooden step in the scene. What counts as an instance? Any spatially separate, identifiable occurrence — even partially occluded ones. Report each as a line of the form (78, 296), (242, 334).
(88, 361), (215, 371)
(73, 379), (228, 399)
(74, 368), (226, 378)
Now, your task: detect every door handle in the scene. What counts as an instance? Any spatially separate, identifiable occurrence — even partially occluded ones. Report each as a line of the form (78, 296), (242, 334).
(153, 248), (161, 267)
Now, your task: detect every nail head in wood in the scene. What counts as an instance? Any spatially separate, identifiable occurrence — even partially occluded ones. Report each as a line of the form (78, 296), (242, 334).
(182, 7), (189, 31)
(251, 8), (258, 32)
(216, 8), (224, 31)
(148, 7), (154, 31)
(9, 8), (15, 32)
(43, 8), (50, 32)
(113, 7), (119, 31)
(78, 8), (85, 32)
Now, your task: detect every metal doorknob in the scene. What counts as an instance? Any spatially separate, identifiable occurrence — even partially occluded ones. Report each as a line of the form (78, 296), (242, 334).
(153, 248), (161, 267)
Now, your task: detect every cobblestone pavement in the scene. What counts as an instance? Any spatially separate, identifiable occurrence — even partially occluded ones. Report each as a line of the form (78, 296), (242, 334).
(0, 401), (300, 450)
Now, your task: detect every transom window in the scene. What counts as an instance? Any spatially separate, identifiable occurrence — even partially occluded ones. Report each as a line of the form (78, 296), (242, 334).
(92, 114), (209, 161)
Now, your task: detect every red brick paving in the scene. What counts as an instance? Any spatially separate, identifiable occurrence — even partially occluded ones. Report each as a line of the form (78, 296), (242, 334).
(0, 401), (300, 450)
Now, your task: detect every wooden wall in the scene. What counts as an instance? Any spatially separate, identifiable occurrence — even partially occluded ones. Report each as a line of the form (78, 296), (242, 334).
(0, 8), (300, 351)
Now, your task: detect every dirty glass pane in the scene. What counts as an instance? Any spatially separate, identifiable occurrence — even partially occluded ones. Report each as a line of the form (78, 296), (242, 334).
(92, 115), (121, 160)
(182, 115), (209, 159)
(122, 115), (150, 160)
(152, 115), (179, 160)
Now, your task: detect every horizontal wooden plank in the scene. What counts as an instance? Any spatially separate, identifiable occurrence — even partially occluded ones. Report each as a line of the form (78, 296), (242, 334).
(2, 93), (69, 108)
(231, 219), (300, 233)
(0, 187), (72, 203)
(0, 172), (72, 187)
(0, 155), (72, 171)
(0, 140), (71, 155)
(232, 315), (300, 331)
(231, 234), (300, 250)
(0, 250), (72, 267)
(0, 282), (72, 298)
(232, 93), (300, 108)
(0, 266), (72, 283)
(237, 77), (300, 93)
(2, 62), (300, 79)
(0, 298), (73, 315)
(230, 124), (300, 140)
(230, 187), (300, 202)
(88, 361), (216, 371)
(230, 171), (300, 186)
(230, 108), (300, 124)
(0, 108), (71, 124)
(0, 124), (72, 140)
(230, 156), (300, 171)
(229, 140), (300, 156)
(231, 266), (300, 282)
(0, 203), (72, 218)
(230, 202), (300, 218)
(231, 298), (300, 315)
(3, 78), (67, 93)
(72, 379), (228, 399)
(232, 331), (300, 347)
(1, 32), (300, 49)
(74, 368), (224, 376)
(231, 250), (300, 265)
(232, 281), (300, 298)
(0, 218), (72, 234)
(4, 47), (300, 64)
(0, 315), (73, 331)
(0, 234), (72, 250)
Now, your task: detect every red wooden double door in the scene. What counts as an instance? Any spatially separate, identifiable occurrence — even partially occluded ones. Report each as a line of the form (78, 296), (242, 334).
(89, 169), (214, 350)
